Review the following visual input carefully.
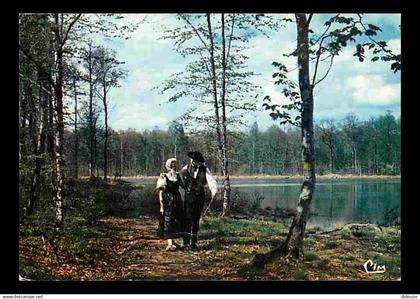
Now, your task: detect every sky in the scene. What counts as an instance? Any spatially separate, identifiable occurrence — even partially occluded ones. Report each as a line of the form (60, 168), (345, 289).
(85, 13), (401, 133)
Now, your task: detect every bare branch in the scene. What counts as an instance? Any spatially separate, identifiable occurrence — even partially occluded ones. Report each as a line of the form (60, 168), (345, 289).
(59, 13), (82, 52)
(19, 73), (53, 96)
(306, 14), (313, 27)
(179, 14), (211, 55)
(225, 14), (236, 66)
(311, 35), (328, 86)
(314, 54), (335, 86)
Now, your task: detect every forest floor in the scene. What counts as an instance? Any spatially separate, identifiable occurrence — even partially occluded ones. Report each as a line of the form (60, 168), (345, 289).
(19, 215), (400, 281)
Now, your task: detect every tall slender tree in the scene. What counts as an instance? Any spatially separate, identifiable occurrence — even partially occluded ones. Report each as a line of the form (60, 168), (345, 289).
(19, 13), (141, 225)
(255, 13), (400, 265)
(92, 46), (126, 181)
(342, 114), (362, 174)
(317, 119), (338, 174)
(160, 13), (281, 215)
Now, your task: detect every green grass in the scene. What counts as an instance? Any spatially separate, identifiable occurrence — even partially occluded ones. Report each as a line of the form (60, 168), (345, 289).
(294, 268), (309, 280)
(325, 241), (338, 249)
(305, 251), (321, 261)
(19, 258), (53, 280)
(374, 227), (400, 248)
(200, 216), (289, 248)
(371, 253), (400, 275)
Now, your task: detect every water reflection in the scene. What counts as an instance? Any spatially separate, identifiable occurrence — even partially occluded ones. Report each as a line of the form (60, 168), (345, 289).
(127, 177), (400, 231)
(230, 179), (400, 230)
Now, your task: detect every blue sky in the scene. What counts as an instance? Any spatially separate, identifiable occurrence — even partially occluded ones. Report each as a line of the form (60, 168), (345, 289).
(86, 13), (401, 133)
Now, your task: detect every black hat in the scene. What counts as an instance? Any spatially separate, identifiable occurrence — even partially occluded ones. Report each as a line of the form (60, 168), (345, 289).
(187, 151), (205, 163)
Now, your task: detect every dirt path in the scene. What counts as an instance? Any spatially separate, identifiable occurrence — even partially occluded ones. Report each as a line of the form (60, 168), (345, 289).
(92, 216), (243, 280)
(20, 215), (400, 281)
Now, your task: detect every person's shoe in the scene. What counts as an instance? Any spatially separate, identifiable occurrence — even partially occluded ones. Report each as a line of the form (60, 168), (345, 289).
(165, 244), (176, 251)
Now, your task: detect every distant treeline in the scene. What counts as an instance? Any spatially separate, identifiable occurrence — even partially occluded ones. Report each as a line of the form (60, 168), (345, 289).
(60, 110), (400, 177)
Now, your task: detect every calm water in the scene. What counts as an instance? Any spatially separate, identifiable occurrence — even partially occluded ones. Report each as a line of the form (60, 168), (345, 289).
(127, 178), (401, 230)
(229, 178), (401, 230)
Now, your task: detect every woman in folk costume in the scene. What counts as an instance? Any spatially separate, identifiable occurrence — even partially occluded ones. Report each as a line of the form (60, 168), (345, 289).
(156, 158), (184, 251)
(180, 151), (218, 251)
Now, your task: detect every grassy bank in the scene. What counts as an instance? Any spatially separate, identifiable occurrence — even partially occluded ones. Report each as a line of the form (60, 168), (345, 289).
(19, 178), (400, 281)
(19, 213), (400, 280)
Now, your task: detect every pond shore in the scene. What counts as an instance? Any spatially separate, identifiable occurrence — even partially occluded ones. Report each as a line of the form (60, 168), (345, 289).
(19, 178), (400, 281)
(116, 174), (401, 182)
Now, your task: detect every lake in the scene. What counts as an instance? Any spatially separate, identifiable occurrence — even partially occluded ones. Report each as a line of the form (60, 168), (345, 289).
(229, 178), (401, 230)
(126, 177), (401, 230)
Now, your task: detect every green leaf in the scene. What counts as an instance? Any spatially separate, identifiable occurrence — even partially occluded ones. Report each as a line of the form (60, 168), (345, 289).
(377, 41), (387, 47)
(365, 29), (377, 36)
(391, 62), (401, 73)
(350, 26), (362, 36)
(336, 16), (352, 24)
(368, 24), (382, 32)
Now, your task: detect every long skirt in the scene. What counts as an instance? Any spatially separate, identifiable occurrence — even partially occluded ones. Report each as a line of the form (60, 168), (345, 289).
(157, 189), (184, 240)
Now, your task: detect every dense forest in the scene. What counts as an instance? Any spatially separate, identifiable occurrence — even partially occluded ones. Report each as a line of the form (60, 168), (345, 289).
(59, 112), (400, 178)
(18, 13), (401, 281)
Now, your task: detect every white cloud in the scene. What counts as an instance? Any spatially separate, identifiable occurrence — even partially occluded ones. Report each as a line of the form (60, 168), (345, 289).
(363, 14), (401, 30)
(110, 101), (170, 131)
(387, 38), (401, 53)
(89, 13), (401, 132)
(345, 75), (400, 106)
(333, 47), (355, 64)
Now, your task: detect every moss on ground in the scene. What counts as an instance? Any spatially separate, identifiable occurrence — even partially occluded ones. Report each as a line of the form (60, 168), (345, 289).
(20, 214), (400, 281)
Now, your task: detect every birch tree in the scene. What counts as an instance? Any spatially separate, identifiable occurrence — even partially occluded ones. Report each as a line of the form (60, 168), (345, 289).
(19, 13), (140, 226)
(92, 46), (126, 181)
(254, 13), (400, 266)
(159, 13), (281, 215)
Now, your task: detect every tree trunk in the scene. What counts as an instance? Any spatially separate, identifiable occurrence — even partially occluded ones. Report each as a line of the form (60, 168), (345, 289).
(88, 45), (95, 180)
(27, 73), (48, 216)
(206, 13), (224, 174)
(94, 117), (99, 178)
(252, 14), (315, 269)
(103, 84), (109, 181)
(374, 141), (378, 175)
(73, 76), (79, 179)
(329, 145), (334, 174)
(120, 139), (123, 176)
(52, 14), (65, 226)
(47, 78), (55, 154)
(351, 144), (357, 174)
(354, 147), (357, 174)
(285, 14), (316, 259)
(19, 80), (27, 165)
(252, 140), (256, 174)
(283, 138), (289, 174)
(220, 13), (231, 216)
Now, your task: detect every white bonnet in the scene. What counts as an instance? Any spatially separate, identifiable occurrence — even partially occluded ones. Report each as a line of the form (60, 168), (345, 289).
(165, 158), (177, 171)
